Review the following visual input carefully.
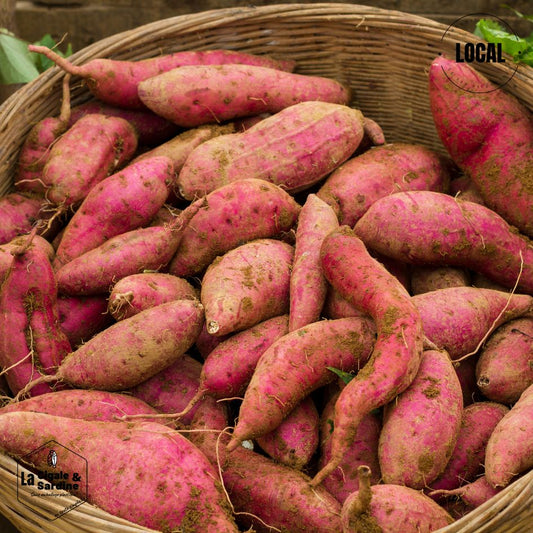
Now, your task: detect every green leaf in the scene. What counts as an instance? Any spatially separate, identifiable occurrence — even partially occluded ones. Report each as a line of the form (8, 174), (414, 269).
(326, 366), (355, 385)
(474, 19), (530, 61)
(0, 30), (39, 84)
(31, 34), (73, 73)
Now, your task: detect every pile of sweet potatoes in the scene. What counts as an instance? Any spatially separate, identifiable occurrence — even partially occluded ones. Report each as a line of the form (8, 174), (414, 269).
(0, 44), (532, 533)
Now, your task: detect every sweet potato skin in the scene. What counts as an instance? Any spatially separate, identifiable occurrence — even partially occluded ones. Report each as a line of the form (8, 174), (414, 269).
(108, 272), (199, 320)
(428, 55), (533, 237)
(311, 226), (424, 486)
(378, 349), (463, 489)
(138, 64), (350, 127)
(50, 299), (204, 391)
(42, 113), (138, 207)
(0, 193), (42, 245)
(354, 190), (533, 294)
(0, 411), (238, 532)
(475, 317), (533, 404)
(410, 265), (470, 295)
(484, 383), (533, 487)
(200, 239), (294, 336)
(316, 142), (454, 226)
(53, 155), (173, 268)
(169, 178), (301, 277)
(289, 194), (339, 331)
(177, 101), (364, 199)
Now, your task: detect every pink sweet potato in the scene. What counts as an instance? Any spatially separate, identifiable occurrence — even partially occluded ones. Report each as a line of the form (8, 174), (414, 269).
(410, 265), (470, 295)
(318, 388), (382, 503)
(192, 314), (289, 403)
(449, 174), (486, 205)
(55, 197), (204, 295)
(255, 395), (319, 470)
(14, 74), (72, 195)
(200, 238), (294, 336)
(138, 64), (350, 127)
(53, 155), (173, 269)
(341, 466), (453, 532)
(429, 401), (509, 492)
(169, 178), (301, 277)
(378, 349), (463, 489)
(411, 286), (533, 360)
(0, 193), (42, 244)
(0, 388), (163, 424)
(354, 190), (533, 294)
(227, 316), (376, 451)
(311, 226), (424, 486)
(108, 272), (199, 320)
(485, 383), (533, 487)
(0, 411), (238, 531)
(430, 475), (502, 510)
(68, 99), (180, 145)
(29, 45), (295, 110)
(18, 299), (204, 394)
(177, 101), (364, 199)
(316, 142), (454, 226)
(128, 352), (225, 427)
(57, 294), (112, 347)
(475, 317), (533, 404)
(41, 113), (138, 208)
(0, 233), (71, 397)
(289, 194), (339, 331)
(429, 55), (533, 237)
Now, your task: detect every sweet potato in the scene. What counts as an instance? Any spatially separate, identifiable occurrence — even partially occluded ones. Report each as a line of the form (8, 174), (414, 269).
(138, 64), (350, 127)
(310, 226), (424, 486)
(475, 317), (533, 404)
(449, 174), (486, 205)
(0, 411), (238, 531)
(411, 287), (533, 360)
(108, 272), (198, 321)
(29, 45), (295, 109)
(177, 101), (364, 199)
(68, 99), (180, 145)
(128, 352), (225, 427)
(378, 349), (463, 489)
(429, 401), (509, 492)
(57, 294), (112, 347)
(428, 55), (533, 237)
(17, 299), (204, 395)
(318, 388), (382, 503)
(169, 178), (301, 277)
(316, 142), (454, 226)
(200, 239), (294, 336)
(485, 383), (533, 487)
(191, 314), (289, 406)
(227, 316), (376, 451)
(289, 194), (339, 331)
(341, 466), (453, 532)
(0, 388), (163, 424)
(14, 74), (72, 195)
(53, 155), (173, 269)
(255, 395), (319, 470)
(0, 193), (42, 244)
(0, 233), (71, 396)
(410, 265), (470, 295)
(354, 190), (533, 294)
(429, 476), (502, 510)
(41, 113), (138, 208)
(55, 197), (204, 296)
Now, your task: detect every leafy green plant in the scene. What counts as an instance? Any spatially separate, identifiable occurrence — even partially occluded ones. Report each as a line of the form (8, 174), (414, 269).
(0, 29), (72, 84)
(474, 7), (533, 66)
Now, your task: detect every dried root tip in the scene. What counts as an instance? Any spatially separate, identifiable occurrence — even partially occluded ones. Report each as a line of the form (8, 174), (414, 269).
(13, 373), (57, 402)
(108, 291), (134, 320)
(207, 320), (220, 334)
(10, 227), (39, 257)
(350, 466), (373, 515)
(309, 454), (341, 487)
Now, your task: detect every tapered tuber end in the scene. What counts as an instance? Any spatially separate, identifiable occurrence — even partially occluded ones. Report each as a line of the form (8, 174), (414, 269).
(309, 455), (341, 487)
(207, 320), (220, 334)
(352, 465), (373, 514)
(226, 432), (244, 453)
(28, 45), (84, 77)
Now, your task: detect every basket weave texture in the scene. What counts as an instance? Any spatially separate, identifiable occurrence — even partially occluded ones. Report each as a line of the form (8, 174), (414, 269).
(0, 3), (532, 532)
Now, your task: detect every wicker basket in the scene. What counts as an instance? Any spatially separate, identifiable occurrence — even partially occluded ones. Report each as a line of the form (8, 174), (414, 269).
(0, 3), (532, 532)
